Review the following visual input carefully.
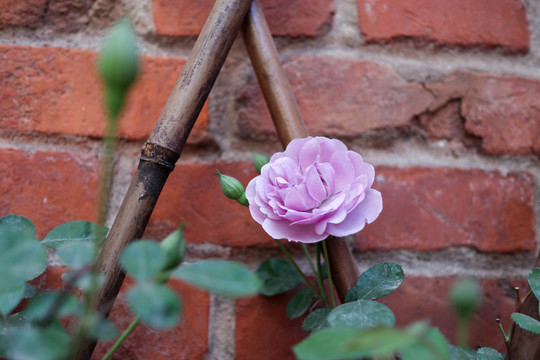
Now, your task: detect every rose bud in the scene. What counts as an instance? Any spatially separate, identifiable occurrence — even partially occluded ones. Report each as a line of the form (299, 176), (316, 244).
(160, 225), (186, 271)
(99, 19), (139, 92)
(217, 171), (248, 206)
(252, 151), (270, 174)
(449, 277), (482, 320)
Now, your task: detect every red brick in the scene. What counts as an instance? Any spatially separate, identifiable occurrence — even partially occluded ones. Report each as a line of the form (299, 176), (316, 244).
(0, 45), (210, 144)
(152, 0), (333, 37)
(427, 72), (540, 156)
(237, 54), (433, 140)
(381, 276), (526, 352)
(235, 292), (307, 360)
(146, 161), (270, 247)
(418, 100), (463, 140)
(93, 276), (209, 360)
(0, 0), (46, 28)
(0, 148), (99, 238)
(357, 0), (530, 52)
(357, 167), (536, 252)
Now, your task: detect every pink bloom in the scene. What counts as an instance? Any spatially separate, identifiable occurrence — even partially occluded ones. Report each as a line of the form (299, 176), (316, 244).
(245, 137), (382, 243)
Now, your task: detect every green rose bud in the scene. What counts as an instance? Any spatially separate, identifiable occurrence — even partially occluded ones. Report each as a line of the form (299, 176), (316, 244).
(252, 151), (270, 174)
(160, 225), (186, 271)
(99, 19), (139, 92)
(217, 171), (245, 200)
(449, 277), (482, 320)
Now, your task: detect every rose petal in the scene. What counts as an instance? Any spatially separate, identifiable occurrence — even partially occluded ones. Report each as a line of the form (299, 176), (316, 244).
(326, 189), (383, 237)
(262, 218), (327, 243)
(330, 151), (354, 191)
(305, 166), (327, 204)
(299, 138), (320, 171)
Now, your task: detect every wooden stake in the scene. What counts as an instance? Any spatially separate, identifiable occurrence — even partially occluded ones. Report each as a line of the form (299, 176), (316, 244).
(71, 1), (252, 358)
(241, 0), (360, 302)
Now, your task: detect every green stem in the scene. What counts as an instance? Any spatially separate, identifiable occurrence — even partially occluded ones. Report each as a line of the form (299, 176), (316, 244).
(456, 317), (470, 347)
(321, 239), (337, 308)
(274, 240), (326, 305)
(302, 243), (328, 308)
(315, 243), (329, 307)
(102, 316), (141, 360)
(96, 116), (119, 226)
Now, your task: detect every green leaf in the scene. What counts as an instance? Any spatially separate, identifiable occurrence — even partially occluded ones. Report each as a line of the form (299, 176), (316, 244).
(4, 327), (70, 360)
(327, 300), (395, 329)
(42, 221), (108, 249)
(127, 283), (181, 329)
(120, 240), (167, 281)
(57, 242), (95, 269)
(400, 326), (450, 360)
(23, 283), (36, 299)
(449, 345), (477, 360)
(0, 229), (47, 288)
(26, 291), (83, 320)
(172, 260), (261, 297)
(286, 288), (314, 319)
(511, 313), (540, 334)
(477, 347), (504, 360)
(0, 283), (25, 315)
(345, 262), (404, 302)
(0, 214), (36, 239)
(528, 268), (540, 302)
(62, 270), (105, 292)
(88, 315), (119, 341)
(294, 326), (415, 360)
(256, 258), (303, 296)
(302, 308), (332, 332)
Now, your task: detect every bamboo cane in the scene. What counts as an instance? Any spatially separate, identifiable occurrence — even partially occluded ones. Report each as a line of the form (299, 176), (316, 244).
(241, 0), (360, 302)
(71, 1), (252, 359)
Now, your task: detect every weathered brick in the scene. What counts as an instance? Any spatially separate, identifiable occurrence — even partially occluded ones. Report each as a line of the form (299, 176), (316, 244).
(381, 276), (526, 352)
(237, 54), (433, 140)
(0, 148), (99, 238)
(0, 0), (46, 28)
(0, 44), (210, 144)
(0, 0), (94, 31)
(235, 292), (307, 360)
(427, 72), (540, 156)
(93, 276), (209, 360)
(418, 100), (464, 141)
(146, 161), (270, 246)
(357, 0), (530, 52)
(357, 167), (536, 252)
(152, 0), (333, 37)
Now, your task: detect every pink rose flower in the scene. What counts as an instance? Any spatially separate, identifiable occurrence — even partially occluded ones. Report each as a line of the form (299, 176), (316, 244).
(245, 137), (382, 243)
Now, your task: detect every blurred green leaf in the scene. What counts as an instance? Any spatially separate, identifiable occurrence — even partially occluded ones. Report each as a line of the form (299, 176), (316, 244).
(345, 263), (404, 302)
(449, 345), (477, 359)
(400, 326), (449, 360)
(528, 268), (540, 302)
(0, 283), (25, 316)
(477, 347), (505, 360)
(172, 260), (261, 297)
(327, 300), (395, 329)
(302, 308), (332, 332)
(127, 283), (181, 329)
(42, 221), (108, 249)
(62, 270), (104, 292)
(286, 288), (314, 320)
(256, 258), (303, 296)
(88, 315), (119, 341)
(23, 283), (36, 299)
(57, 242), (95, 269)
(511, 313), (540, 334)
(0, 229), (47, 288)
(26, 291), (83, 320)
(4, 327), (70, 360)
(120, 240), (167, 281)
(0, 214), (36, 239)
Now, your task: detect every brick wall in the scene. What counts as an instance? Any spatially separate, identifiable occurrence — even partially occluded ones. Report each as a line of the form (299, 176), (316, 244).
(2, 0), (539, 358)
